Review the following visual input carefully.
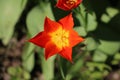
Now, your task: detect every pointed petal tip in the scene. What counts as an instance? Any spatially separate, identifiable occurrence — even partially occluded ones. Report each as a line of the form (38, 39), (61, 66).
(45, 16), (49, 22)
(77, 35), (85, 43)
(67, 55), (74, 63)
(45, 53), (49, 60)
(64, 57), (73, 63)
(69, 12), (73, 16)
(28, 38), (37, 45)
(80, 37), (85, 42)
(67, 13), (73, 18)
(58, 13), (74, 30)
(45, 56), (48, 60)
(45, 52), (51, 60)
(28, 38), (33, 42)
(28, 38), (36, 43)
(45, 16), (54, 22)
(67, 13), (73, 19)
(69, 59), (74, 63)
(44, 16), (52, 24)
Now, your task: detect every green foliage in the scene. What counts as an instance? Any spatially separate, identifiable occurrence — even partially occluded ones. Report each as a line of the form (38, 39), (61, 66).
(101, 7), (119, 23)
(38, 48), (56, 80)
(74, 26), (87, 37)
(0, 0), (27, 45)
(0, 0), (120, 80)
(26, 2), (54, 36)
(22, 43), (35, 72)
(75, 4), (97, 32)
(84, 37), (99, 51)
(7, 66), (31, 80)
(97, 40), (120, 55)
(93, 50), (108, 62)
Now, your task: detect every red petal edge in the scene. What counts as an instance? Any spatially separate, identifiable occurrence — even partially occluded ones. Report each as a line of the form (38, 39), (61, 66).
(29, 32), (50, 48)
(58, 13), (74, 30)
(44, 17), (61, 32)
(69, 30), (84, 47)
(59, 47), (73, 63)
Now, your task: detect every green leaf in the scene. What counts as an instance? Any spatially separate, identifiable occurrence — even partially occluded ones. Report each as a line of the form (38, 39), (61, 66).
(86, 62), (111, 71)
(7, 66), (23, 76)
(114, 53), (120, 60)
(22, 43), (35, 72)
(101, 7), (119, 23)
(69, 58), (84, 74)
(26, 2), (54, 37)
(77, 4), (86, 27)
(66, 57), (84, 80)
(74, 26), (87, 37)
(42, 57), (55, 80)
(101, 14), (110, 23)
(76, 4), (97, 32)
(97, 40), (120, 55)
(23, 70), (31, 80)
(8, 67), (17, 76)
(93, 50), (107, 62)
(90, 71), (103, 79)
(84, 37), (99, 51)
(0, 0), (27, 45)
(86, 13), (98, 32)
(38, 48), (56, 80)
(8, 66), (31, 80)
(111, 60), (119, 65)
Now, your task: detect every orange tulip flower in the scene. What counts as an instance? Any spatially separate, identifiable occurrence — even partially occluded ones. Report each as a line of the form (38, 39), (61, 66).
(29, 13), (84, 62)
(56, 0), (82, 11)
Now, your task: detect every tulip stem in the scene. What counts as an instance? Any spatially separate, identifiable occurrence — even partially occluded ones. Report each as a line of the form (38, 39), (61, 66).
(58, 56), (65, 79)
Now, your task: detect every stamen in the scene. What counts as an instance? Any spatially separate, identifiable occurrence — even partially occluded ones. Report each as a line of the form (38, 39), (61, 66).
(50, 27), (69, 49)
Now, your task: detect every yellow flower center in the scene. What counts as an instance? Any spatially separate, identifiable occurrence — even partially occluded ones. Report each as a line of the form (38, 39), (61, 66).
(65, 0), (76, 8)
(49, 27), (69, 49)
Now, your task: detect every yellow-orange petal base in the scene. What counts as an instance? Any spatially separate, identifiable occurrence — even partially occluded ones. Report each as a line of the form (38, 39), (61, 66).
(29, 13), (84, 63)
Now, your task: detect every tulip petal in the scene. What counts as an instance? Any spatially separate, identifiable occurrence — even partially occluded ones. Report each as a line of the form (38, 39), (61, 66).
(44, 17), (61, 32)
(58, 13), (74, 30)
(59, 47), (73, 63)
(45, 41), (62, 60)
(69, 30), (84, 47)
(56, 0), (82, 11)
(56, 0), (69, 11)
(76, 0), (82, 6)
(29, 13), (84, 62)
(29, 32), (50, 48)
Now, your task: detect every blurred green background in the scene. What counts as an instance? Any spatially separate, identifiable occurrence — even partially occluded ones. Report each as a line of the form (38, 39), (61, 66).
(0, 0), (120, 80)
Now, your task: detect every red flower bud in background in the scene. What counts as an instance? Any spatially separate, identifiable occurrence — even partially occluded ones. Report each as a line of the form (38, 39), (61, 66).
(56, 0), (82, 11)
(29, 13), (84, 62)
